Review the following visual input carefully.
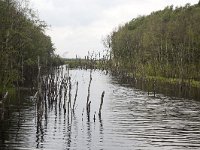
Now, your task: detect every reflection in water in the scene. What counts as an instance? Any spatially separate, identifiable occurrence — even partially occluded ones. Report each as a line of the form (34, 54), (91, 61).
(15, 109), (21, 141)
(66, 116), (72, 149)
(1, 68), (200, 149)
(99, 115), (104, 144)
(86, 117), (92, 150)
(36, 99), (44, 149)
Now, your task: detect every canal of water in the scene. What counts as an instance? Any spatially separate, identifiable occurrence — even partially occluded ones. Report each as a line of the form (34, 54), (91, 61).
(1, 68), (200, 149)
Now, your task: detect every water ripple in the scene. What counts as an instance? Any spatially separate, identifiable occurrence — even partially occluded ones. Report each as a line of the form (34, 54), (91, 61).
(1, 69), (200, 149)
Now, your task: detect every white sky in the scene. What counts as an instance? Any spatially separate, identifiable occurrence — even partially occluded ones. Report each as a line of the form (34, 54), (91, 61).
(29, 0), (199, 58)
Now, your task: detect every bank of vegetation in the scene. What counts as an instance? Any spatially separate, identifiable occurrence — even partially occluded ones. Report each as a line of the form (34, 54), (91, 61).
(0, 0), (64, 96)
(103, 2), (200, 89)
(64, 57), (109, 70)
(67, 2), (200, 99)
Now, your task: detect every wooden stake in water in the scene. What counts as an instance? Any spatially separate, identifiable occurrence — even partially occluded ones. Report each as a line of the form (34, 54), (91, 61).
(37, 56), (42, 101)
(153, 80), (156, 97)
(68, 77), (72, 109)
(63, 77), (69, 114)
(86, 70), (92, 114)
(73, 82), (78, 112)
(98, 91), (105, 117)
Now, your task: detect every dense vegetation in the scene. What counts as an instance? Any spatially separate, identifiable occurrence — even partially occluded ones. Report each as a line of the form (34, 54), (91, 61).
(0, 0), (63, 94)
(106, 2), (200, 87)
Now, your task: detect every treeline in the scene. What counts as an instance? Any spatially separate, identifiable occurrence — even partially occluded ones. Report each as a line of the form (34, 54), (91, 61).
(0, 0), (63, 92)
(107, 2), (200, 84)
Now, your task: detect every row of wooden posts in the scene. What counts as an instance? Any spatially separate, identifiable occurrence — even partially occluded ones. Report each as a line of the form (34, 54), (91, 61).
(0, 59), (105, 121)
(36, 58), (105, 121)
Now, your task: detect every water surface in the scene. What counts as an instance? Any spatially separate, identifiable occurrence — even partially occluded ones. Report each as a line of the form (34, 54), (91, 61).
(1, 68), (200, 149)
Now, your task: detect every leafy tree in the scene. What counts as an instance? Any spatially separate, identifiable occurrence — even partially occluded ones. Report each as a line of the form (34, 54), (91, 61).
(107, 2), (200, 83)
(0, 0), (63, 94)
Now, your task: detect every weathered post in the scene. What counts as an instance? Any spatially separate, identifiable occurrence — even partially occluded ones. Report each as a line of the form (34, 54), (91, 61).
(63, 77), (69, 114)
(73, 82), (78, 112)
(68, 77), (72, 109)
(153, 80), (156, 97)
(86, 70), (92, 114)
(37, 56), (42, 101)
(98, 91), (105, 117)
(1, 91), (8, 120)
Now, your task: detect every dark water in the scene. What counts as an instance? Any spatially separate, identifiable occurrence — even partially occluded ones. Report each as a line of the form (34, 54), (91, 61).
(1, 68), (200, 150)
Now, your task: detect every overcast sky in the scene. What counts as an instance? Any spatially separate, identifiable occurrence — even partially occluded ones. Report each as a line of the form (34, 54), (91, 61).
(29, 0), (199, 58)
